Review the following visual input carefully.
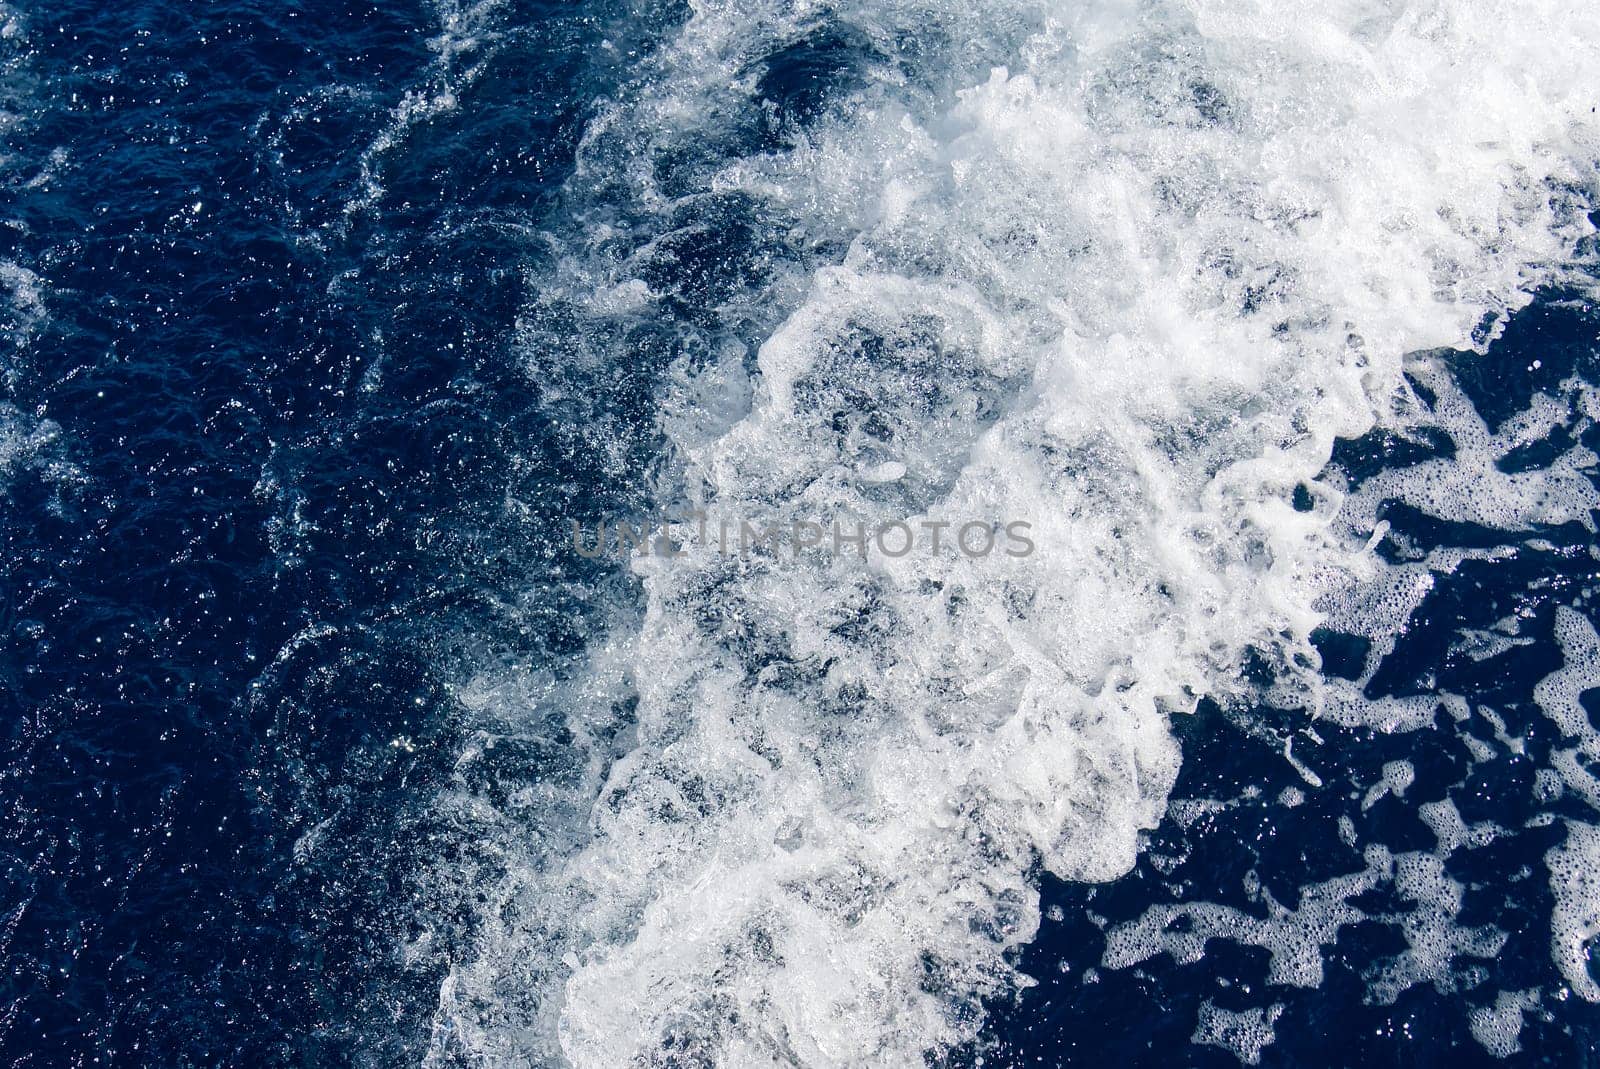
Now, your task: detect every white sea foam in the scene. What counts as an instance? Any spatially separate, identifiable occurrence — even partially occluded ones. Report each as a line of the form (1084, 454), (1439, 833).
(0, 402), (80, 499)
(1103, 845), (1388, 987)
(1468, 988), (1540, 1059)
(1191, 999), (1283, 1066)
(1546, 820), (1600, 1004)
(1535, 611), (1600, 1004)
(1534, 607), (1600, 812)
(0, 259), (44, 360)
(425, 0), (1600, 1064)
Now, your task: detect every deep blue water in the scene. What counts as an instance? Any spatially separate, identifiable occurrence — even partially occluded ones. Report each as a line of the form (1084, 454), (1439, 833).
(1, 2), (1597, 1067)
(0, 2), (637, 1062)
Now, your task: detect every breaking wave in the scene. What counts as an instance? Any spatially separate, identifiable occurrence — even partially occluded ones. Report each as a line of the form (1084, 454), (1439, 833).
(418, 1), (1600, 1064)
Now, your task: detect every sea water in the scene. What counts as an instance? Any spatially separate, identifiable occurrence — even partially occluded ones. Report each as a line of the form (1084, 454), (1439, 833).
(1, 0), (1597, 1065)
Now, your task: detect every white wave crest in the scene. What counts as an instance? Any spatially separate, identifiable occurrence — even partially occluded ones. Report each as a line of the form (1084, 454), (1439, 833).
(426, 1), (1600, 1064)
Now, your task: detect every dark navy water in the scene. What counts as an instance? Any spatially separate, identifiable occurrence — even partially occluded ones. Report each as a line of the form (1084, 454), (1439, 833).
(1, 1), (1596, 1066)
(0, 2), (641, 1062)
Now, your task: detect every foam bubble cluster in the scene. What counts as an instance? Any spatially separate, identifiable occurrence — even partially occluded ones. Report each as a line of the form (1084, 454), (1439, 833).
(1468, 988), (1541, 1059)
(1191, 999), (1283, 1066)
(1546, 821), (1600, 1003)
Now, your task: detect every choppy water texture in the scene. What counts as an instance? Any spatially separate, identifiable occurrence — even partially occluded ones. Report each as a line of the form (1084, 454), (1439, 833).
(1, 1), (1598, 1066)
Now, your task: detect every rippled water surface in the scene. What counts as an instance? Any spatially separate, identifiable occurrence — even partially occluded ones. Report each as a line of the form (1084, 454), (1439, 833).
(2, 1), (1598, 1066)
